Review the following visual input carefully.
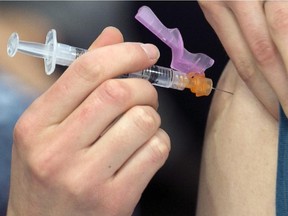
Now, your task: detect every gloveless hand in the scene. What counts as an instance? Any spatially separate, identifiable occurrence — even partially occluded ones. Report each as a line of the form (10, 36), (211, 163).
(7, 27), (170, 216)
(199, 1), (288, 119)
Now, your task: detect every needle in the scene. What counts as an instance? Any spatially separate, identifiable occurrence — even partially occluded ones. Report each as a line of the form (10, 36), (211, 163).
(212, 87), (234, 95)
(7, 29), (234, 97)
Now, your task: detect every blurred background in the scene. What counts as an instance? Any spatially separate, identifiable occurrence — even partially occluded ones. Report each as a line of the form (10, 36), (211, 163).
(0, 2), (228, 216)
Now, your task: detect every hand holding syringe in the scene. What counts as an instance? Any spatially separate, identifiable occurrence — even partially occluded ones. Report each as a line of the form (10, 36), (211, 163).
(7, 29), (232, 97)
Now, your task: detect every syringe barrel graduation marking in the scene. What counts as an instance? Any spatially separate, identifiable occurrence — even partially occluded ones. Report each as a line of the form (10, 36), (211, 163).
(121, 65), (213, 97)
(121, 65), (188, 90)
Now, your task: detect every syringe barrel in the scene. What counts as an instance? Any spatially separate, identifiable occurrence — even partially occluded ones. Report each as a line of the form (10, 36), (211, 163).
(55, 43), (87, 66)
(124, 65), (188, 90)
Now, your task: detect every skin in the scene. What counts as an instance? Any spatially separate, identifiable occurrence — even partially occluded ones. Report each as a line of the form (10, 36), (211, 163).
(197, 1), (288, 215)
(7, 27), (171, 216)
(7, 1), (288, 215)
(199, 1), (288, 119)
(197, 61), (278, 215)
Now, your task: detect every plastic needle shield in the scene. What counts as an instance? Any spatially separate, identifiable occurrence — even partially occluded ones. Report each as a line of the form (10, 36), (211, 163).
(135, 6), (215, 74)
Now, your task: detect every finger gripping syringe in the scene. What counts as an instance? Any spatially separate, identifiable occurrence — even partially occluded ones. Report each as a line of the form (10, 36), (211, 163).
(7, 29), (229, 97)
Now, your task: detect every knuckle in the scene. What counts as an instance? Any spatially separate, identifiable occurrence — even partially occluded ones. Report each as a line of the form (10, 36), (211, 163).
(234, 58), (257, 83)
(27, 151), (59, 182)
(63, 177), (93, 200)
(198, 1), (215, 12)
(198, 1), (225, 16)
(148, 129), (171, 163)
(267, 6), (288, 34)
(159, 129), (171, 151)
(148, 84), (159, 105)
(86, 185), (131, 216)
(198, 0), (211, 11)
(198, 2), (229, 29)
(106, 195), (135, 216)
(122, 43), (149, 67)
(131, 106), (160, 135)
(71, 53), (105, 83)
(13, 118), (28, 145)
(97, 79), (131, 107)
(65, 170), (107, 201)
(139, 80), (159, 108)
(250, 36), (276, 65)
(13, 113), (36, 149)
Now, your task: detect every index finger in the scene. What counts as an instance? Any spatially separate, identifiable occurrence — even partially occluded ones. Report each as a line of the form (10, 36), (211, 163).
(88, 26), (124, 51)
(28, 34), (160, 126)
(230, 1), (288, 116)
(265, 1), (288, 115)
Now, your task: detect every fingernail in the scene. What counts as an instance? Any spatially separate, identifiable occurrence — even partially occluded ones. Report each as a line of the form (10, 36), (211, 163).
(141, 44), (160, 60)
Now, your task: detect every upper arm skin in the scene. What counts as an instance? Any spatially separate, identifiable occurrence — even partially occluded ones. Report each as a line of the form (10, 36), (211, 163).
(197, 61), (278, 216)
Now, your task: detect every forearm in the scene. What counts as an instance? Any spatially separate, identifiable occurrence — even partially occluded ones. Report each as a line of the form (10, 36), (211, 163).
(197, 61), (278, 215)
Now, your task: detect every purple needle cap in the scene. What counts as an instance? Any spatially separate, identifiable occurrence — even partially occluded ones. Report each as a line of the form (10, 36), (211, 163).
(135, 6), (214, 74)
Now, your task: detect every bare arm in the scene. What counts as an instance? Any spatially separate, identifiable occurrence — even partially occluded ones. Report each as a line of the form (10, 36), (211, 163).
(197, 61), (278, 216)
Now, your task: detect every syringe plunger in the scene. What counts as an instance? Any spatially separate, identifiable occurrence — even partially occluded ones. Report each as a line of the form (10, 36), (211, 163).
(7, 29), (86, 75)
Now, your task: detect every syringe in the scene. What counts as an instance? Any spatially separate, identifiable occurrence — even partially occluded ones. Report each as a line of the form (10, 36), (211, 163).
(121, 65), (214, 97)
(7, 29), (232, 97)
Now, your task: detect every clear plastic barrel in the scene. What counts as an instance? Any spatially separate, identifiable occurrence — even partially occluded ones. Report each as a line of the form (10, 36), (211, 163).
(124, 65), (188, 90)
